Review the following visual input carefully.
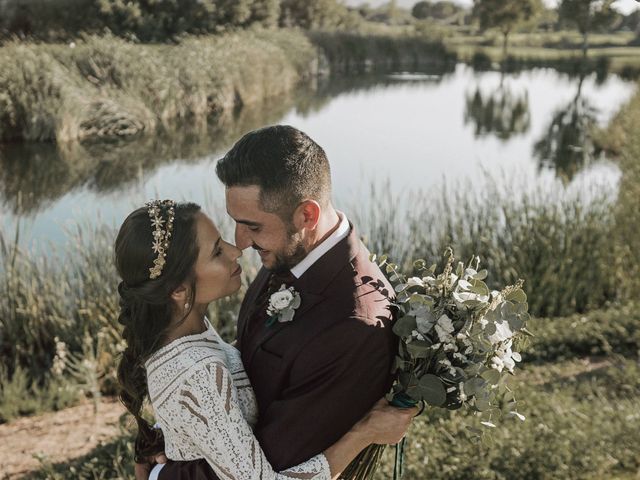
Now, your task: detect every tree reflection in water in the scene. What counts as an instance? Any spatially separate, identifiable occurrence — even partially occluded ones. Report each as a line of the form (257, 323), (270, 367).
(0, 92), (301, 215)
(464, 73), (531, 141)
(533, 74), (599, 183)
(0, 68), (455, 216)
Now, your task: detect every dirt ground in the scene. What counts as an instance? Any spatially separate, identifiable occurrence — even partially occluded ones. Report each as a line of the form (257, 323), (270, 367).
(2, 398), (126, 479)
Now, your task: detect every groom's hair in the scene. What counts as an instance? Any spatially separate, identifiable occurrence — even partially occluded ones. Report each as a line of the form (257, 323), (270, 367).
(216, 125), (332, 220)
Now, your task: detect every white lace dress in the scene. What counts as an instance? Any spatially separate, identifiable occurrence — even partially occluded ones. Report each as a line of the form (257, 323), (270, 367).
(145, 319), (330, 480)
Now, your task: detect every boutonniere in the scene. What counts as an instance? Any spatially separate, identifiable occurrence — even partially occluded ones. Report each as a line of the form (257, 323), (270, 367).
(266, 284), (301, 327)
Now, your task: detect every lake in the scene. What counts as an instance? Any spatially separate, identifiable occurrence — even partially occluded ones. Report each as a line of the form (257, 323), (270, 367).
(0, 63), (635, 250)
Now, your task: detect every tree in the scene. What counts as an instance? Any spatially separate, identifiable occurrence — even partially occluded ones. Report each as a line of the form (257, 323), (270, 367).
(558, 0), (618, 56)
(472, 0), (543, 58)
(412, 1), (462, 21)
(279, 0), (351, 29)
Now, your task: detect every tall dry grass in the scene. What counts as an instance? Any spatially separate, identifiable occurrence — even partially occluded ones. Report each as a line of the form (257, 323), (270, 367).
(353, 177), (622, 318)
(0, 30), (318, 143)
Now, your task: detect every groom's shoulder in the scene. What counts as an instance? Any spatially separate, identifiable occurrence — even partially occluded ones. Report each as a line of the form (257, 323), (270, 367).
(326, 239), (394, 326)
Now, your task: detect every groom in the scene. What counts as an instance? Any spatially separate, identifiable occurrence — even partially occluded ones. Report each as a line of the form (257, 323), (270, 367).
(142, 125), (396, 479)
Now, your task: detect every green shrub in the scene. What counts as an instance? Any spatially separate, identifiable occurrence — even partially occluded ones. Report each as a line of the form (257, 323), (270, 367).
(0, 365), (79, 423)
(522, 304), (640, 363)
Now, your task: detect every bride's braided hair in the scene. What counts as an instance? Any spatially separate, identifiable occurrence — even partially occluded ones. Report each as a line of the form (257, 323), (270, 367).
(114, 202), (201, 462)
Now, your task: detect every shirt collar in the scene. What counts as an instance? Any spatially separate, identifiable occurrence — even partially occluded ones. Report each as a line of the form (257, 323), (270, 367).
(290, 211), (350, 279)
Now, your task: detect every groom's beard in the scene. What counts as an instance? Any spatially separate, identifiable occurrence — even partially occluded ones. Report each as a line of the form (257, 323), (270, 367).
(272, 229), (307, 274)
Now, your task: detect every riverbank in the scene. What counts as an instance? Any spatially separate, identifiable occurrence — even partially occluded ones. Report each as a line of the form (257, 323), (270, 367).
(0, 29), (454, 144)
(0, 30), (318, 143)
(12, 305), (639, 479)
(4, 28), (639, 144)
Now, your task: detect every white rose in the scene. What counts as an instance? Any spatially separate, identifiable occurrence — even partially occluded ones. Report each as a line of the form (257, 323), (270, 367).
(271, 289), (294, 310)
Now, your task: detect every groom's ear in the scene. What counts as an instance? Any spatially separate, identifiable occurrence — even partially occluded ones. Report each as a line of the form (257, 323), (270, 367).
(293, 200), (321, 231)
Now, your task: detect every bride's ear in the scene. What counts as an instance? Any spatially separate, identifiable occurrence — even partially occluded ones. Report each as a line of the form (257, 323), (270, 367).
(170, 284), (189, 306)
(293, 200), (320, 231)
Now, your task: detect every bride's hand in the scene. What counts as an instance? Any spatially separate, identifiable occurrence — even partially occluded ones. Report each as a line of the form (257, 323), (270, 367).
(353, 398), (418, 445)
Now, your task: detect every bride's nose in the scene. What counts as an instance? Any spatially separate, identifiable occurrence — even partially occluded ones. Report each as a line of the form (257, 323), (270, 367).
(230, 243), (243, 260)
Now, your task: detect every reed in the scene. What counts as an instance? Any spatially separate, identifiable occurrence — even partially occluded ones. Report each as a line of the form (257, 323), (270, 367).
(351, 177), (623, 318)
(0, 30), (318, 143)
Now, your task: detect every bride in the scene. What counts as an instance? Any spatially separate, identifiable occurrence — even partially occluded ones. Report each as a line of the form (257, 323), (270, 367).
(114, 200), (415, 480)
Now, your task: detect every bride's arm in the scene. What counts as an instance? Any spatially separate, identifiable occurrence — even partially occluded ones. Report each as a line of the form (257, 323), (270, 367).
(173, 359), (413, 480)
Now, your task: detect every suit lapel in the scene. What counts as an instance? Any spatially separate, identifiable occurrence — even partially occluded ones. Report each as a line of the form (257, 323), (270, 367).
(244, 224), (362, 368)
(245, 289), (324, 367)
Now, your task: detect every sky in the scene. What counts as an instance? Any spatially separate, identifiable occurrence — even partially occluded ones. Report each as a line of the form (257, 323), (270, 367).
(343, 0), (640, 15)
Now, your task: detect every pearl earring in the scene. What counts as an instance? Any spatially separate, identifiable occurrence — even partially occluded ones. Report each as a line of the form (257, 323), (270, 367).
(184, 302), (190, 310)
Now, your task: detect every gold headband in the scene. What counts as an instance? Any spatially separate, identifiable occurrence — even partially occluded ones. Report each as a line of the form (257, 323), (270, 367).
(146, 200), (176, 279)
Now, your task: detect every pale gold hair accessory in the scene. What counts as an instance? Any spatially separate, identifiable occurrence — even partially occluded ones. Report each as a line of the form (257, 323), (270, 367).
(146, 200), (176, 279)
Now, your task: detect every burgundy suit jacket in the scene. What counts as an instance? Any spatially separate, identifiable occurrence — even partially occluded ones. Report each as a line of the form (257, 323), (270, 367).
(158, 224), (396, 478)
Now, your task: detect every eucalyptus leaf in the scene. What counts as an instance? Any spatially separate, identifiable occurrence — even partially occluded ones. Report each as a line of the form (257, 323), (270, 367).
(500, 301), (517, 318)
(483, 321), (497, 336)
(392, 355), (405, 373)
(474, 269), (488, 280)
(393, 316), (417, 337)
(508, 315), (525, 331)
(474, 397), (491, 412)
(469, 280), (490, 296)
(481, 368), (501, 385)
(406, 340), (432, 358)
(418, 374), (447, 406)
(409, 293), (429, 305)
(394, 283), (408, 293)
(506, 288), (527, 303)
(464, 377), (486, 396)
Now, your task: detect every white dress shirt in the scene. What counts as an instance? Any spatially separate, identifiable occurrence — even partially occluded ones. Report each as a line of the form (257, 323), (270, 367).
(290, 211), (350, 279)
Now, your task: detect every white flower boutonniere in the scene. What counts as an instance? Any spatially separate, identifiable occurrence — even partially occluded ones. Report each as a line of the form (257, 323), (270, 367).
(266, 284), (301, 327)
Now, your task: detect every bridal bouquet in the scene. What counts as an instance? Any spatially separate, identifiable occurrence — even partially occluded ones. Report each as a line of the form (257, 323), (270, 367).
(343, 248), (530, 480)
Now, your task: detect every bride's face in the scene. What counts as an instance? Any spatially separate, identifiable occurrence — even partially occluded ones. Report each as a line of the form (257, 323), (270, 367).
(191, 212), (243, 304)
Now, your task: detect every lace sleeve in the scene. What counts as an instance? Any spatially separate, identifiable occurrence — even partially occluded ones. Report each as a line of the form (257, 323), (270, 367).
(175, 359), (331, 480)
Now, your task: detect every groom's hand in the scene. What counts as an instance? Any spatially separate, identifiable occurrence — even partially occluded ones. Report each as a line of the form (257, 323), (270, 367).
(134, 453), (168, 480)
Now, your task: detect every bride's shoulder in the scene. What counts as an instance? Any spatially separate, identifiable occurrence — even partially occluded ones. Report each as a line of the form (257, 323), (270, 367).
(145, 329), (228, 399)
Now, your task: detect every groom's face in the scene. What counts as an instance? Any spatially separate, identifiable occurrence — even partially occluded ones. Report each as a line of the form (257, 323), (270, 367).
(225, 185), (307, 272)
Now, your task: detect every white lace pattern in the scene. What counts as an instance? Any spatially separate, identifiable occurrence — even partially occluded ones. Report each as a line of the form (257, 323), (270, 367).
(145, 320), (330, 480)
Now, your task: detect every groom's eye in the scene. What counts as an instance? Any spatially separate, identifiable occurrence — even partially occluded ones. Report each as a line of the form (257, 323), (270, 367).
(248, 226), (260, 232)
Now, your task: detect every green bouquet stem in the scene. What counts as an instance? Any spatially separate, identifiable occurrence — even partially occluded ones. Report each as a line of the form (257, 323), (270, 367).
(340, 393), (418, 480)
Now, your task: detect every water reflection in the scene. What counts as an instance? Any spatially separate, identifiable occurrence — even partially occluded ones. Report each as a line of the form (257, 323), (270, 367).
(534, 73), (599, 183)
(295, 64), (455, 118)
(464, 73), (531, 141)
(0, 63), (634, 249)
(0, 69), (455, 215)
(0, 94), (302, 215)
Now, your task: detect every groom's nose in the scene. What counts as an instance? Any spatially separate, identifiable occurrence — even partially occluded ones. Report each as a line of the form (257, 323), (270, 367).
(235, 224), (252, 250)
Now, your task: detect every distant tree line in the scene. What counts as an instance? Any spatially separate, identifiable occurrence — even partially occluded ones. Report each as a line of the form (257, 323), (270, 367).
(0, 0), (359, 41)
(1, 0), (638, 42)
